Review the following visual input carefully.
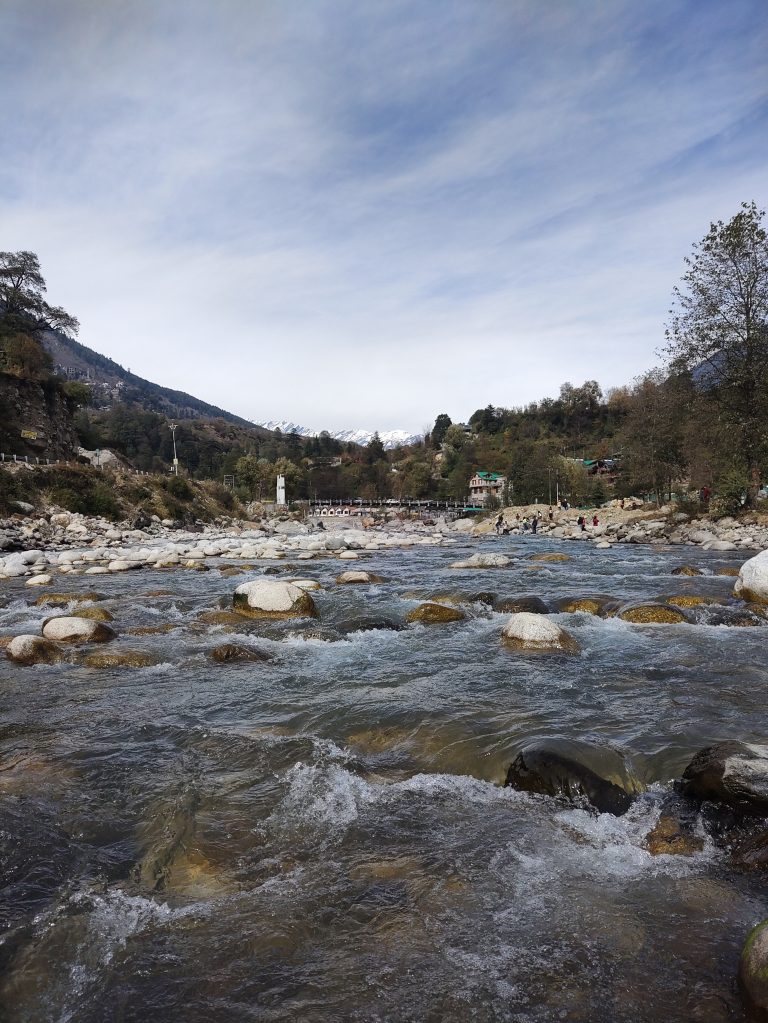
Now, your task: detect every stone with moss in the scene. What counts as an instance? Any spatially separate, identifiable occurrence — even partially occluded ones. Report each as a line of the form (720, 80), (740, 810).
(72, 605), (115, 622)
(671, 565), (702, 577)
(209, 643), (272, 663)
(405, 603), (466, 624)
(740, 919), (768, 1012)
(617, 604), (689, 624)
(644, 815), (704, 856)
(33, 591), (104, 607)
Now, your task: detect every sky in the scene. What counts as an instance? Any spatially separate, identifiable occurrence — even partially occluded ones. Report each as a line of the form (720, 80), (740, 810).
(1, 0), (766, 433)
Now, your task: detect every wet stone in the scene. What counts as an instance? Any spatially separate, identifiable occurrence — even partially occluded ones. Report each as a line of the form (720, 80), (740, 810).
(405, 603), (466, 624)
(617, 603), (690, 624)
(209, 643), (272, 663)
(493, 595), (549, 614)
(644, 815), (704, 856)
(672, 565), (703, 576)
(682, 742), (768, 817)
(80, 649), (157, 668)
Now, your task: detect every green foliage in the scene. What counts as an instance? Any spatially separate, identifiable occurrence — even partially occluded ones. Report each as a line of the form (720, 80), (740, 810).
(166, 475), (192, 500)
(431, 413), (452, 447)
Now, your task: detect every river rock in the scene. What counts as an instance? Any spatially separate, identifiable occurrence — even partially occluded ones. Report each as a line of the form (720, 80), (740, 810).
(556, 597), (606, 615)
(734, 549), (768, 604)
(71, 606), (115, 622)
(405, 603), (466, 624)
(450, 552), (510, 569)
(80, 649), (157, 668)
(740, 920), (768, 1012)
(209, 643), (272, 663)
(504, 740), (635, 815)
(494, 595), (549, 614)
(682, 742), (768, 817)
(41, 617), (117, 644)
(644, 815), (704, 856)
(232, 580), (318, 619)
(731, 829), (768, 871)
(501, 612), (579, 653)
(25, 574), (52, 587)
(672, 565), (702, 576)
(530, 552), (570, 563)
(335, 571), (384, 584)
(6, 634), (66, 665)
(33, 591), (104, 607)
(617, 603), (689, 624)
(338, 615), (405, 634)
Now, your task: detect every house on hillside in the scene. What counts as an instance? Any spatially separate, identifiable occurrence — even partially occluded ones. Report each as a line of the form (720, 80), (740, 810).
(468, 471), (506, 505)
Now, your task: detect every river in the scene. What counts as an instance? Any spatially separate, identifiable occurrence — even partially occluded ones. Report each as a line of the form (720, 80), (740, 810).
(0, 537), (765, 1022)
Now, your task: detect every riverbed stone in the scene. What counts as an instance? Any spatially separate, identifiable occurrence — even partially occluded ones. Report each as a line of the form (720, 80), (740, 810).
(6, 634), (66, 666)
(405, 603), (467, 624)
(734, 549), (768, 604)
(672, 565), (703, 576)
(25, 574), (52, 587)
(530, 552), (571, 563)
(233, 579), (318, 619)
(41, 616), (117, 644)
(504, 740), (635, 815)
(335, 570), (384, 584)
(739, 919), (768, 1012)
(682, 742), (768, 817)
(33, 591), (104, 607)
(501, 612), (580, 653)
(449, 552), (510, 569)
(71, 606), (115, 622)
(556, 597), (605, 615)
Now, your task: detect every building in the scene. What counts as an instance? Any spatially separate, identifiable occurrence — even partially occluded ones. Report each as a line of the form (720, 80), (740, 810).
(468, 471), (506, 505)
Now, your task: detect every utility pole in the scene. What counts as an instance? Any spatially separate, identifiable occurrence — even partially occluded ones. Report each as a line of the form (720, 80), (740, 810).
(169, 422), (179, 475)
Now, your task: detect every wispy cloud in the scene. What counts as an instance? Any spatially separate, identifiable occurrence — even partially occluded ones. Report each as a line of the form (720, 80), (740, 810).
(1, 0), (766, 430)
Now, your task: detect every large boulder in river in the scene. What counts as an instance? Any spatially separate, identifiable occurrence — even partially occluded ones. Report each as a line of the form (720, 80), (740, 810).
(41, 617), (116, 644)
(504, 740), (637, 815)
(682, 742), (768, 817)
(450, 552), (510, 569)
(740, 920), (768, 1012)
(6, 634), (66, 665)
(233, 580), (317, 619)
(501, 612), (579, 653)
(734, 549), (768, 604)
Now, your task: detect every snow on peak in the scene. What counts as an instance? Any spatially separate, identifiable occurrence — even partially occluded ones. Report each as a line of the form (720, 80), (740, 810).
(257, 421), (421, 449)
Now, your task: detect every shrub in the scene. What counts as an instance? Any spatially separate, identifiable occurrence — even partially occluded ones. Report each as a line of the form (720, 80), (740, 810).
(166, 475), (192, 501)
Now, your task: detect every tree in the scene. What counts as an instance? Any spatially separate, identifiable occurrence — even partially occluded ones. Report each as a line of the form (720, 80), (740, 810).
(366, 432), (386, 463)
(431, 413), (452, 447)
(0, 251), (79, 338)
(664, 202), (768, 503)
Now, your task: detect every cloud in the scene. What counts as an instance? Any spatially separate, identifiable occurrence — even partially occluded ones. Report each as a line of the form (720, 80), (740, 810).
(0, 0), (766, 430)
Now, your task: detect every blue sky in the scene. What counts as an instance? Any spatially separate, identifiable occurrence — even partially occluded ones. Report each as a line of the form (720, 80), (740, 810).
(1, 0), (766, 432)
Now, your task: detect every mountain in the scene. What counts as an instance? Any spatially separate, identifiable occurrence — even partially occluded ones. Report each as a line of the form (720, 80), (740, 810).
(257, 420), (422, 449)
(42, 329), (267, 432)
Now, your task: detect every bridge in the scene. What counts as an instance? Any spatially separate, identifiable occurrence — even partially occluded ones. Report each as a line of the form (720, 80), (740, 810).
(307, 497), (482, 513)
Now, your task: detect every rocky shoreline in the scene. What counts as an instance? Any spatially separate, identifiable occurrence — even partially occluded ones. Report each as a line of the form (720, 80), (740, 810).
(0, 500), (767, 578)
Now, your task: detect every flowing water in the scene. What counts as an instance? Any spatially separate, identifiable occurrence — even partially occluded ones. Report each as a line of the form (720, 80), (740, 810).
(0, 538), (766, 1022)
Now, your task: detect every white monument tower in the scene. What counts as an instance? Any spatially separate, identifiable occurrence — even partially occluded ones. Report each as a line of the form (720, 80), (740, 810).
(276, 474), (286, 506)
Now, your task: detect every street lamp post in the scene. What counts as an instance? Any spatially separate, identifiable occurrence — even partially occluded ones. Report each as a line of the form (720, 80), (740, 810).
(169, 422), (179, 475)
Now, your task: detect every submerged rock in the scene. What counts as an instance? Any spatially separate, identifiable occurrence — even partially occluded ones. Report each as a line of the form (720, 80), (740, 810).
(6, 634), (66, 666)
(617, 603), (689, 624)
(671, 565), (703, 577)
(734, 549), (768, 604)
(731, 829), (768, 871)
(41, 617), (116, 644)
(740, 919), (768, 1012)
(644, 815), (704, 856)
(33, 591), (104, 607)
(339, 616), (405, 634)
(504, 740), (636, 815)
(209, 643), (272, 663)
(682, 742), (768, 817)
(80, 649), (157, 668)
(405, 603), (466, 624)
(232, 579), (318, 619)
(494, 595), (549, 614)
(501, 612), (579, 653)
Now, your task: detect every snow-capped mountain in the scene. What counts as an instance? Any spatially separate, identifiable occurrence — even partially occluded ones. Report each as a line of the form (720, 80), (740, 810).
(257, 421), (421, 449)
